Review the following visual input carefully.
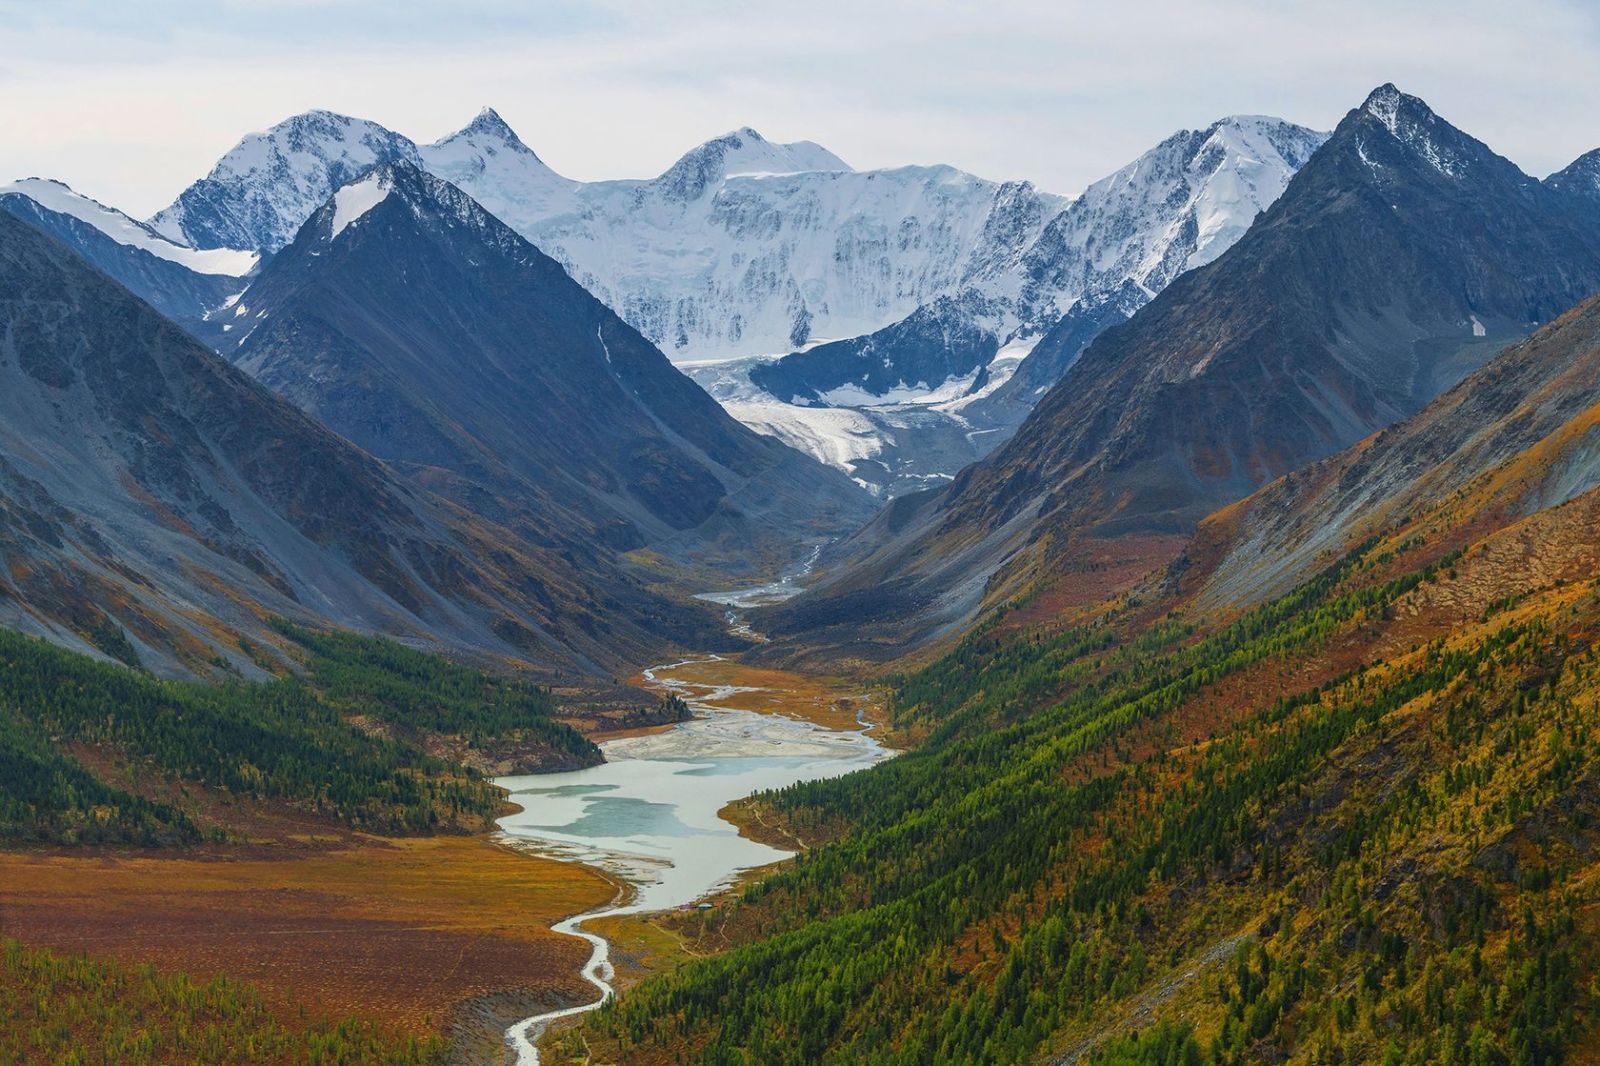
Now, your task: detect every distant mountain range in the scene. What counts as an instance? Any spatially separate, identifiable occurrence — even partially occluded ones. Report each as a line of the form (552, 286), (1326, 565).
(759, 85), (1600, 665)
(147, 109), (1066, 363)
(751, 114), (1328, 404)
(5, 108), (1332, 496)
(10, 86), (1595, 682)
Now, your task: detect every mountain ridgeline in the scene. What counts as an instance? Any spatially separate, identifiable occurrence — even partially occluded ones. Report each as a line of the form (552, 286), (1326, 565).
(0, 206), (729, 679)
(226, 161), (873, 580)
(3, 107), (1334, 498)
(759, 85), (1600, 665)
(149, 109), (1062, 363)
(751, 115), (1329, 408)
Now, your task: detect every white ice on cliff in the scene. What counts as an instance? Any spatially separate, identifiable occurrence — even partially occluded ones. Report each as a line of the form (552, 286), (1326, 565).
(1, 177), (257, 276)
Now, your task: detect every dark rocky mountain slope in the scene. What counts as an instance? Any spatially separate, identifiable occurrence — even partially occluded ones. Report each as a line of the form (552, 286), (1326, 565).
(758, 85), (1600, 665)
(1179, 288), (1600, 617)
(0, 209), (722, 679)
(227, 161), (873, 582)
(1, 183), (247, 337)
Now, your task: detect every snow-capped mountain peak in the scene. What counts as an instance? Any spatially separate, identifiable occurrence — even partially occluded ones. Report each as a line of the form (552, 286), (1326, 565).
(716, 127), (851, 176)
(2, 177), (257, 276)
(469, 135), (1055, 360)
(460, 106), (522, 143)
(1172, 114), (1327, 269)
(653, 127), (851, 200)
(1013, 114), (1327, 321)
(426, 106), (555, 171)
(417, 110), (577, 238)
(1356, 83), (1478, 178)
(150, 109), (422, 252)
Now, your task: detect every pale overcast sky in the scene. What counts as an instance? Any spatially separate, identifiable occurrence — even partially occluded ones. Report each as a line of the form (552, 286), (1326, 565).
(2, 0), (1597, 217)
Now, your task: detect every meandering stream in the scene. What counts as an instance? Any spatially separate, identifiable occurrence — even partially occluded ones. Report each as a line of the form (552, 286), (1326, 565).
(496, 551), (888, 1064)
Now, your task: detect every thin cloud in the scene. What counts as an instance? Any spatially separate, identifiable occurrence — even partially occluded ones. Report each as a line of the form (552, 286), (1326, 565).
(0, 0), (1595, 217)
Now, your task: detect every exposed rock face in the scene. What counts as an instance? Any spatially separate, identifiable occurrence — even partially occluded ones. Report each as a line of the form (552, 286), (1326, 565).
(227, 162), (873, 582)
(1182, 290), (1600, 616)
(0, 208), (724, 679)
(758, 86), (1600, 664)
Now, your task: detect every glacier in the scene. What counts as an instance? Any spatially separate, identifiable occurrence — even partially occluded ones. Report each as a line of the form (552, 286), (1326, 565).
(42, 105), (1328, 495)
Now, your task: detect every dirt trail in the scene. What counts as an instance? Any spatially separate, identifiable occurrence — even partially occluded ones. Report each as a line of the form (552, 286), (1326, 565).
(1048, 930), (1253, 1064)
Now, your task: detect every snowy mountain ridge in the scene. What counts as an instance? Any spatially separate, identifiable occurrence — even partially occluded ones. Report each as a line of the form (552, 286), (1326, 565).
(723, 114), (1328, 494)
(944, 114), (1332, 377)
(0, 178), (257, 276)
(411, 117), (1065, 361)
(151, 110), (424, 253)
(128, 105), (1326, 495)
(145, 108), (1072, 360)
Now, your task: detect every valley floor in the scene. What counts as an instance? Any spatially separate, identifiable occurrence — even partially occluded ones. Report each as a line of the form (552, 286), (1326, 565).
(0, 833), (613, 1058)
(0, 653), (883, 1065)
(498, 654), (892, 1061)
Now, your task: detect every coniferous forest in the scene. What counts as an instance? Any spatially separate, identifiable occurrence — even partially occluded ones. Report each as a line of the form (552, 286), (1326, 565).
(576, 533), (1600, 1064)
(0, 622), (594, 844)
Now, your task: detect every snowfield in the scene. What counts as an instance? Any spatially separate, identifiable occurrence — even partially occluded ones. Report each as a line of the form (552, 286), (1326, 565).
(1, 178), (257, 276)
(104, 106), (1326, 492)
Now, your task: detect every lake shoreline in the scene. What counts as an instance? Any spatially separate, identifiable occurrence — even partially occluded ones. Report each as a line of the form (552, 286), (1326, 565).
(493, 651), (894, 1065)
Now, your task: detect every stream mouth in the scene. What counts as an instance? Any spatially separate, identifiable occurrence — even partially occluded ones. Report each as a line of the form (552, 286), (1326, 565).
(694, 543), (824, 638)
(496, 637), (889, 1064)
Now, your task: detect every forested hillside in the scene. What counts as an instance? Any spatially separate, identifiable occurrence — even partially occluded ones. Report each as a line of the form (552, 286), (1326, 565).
(0, 623), (596, 845)
(572, 476), (1600, 1062)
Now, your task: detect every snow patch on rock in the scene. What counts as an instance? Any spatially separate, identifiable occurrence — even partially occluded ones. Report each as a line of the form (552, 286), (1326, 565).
(3, 178), (257, 276)
(329, 172), (391, 238)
